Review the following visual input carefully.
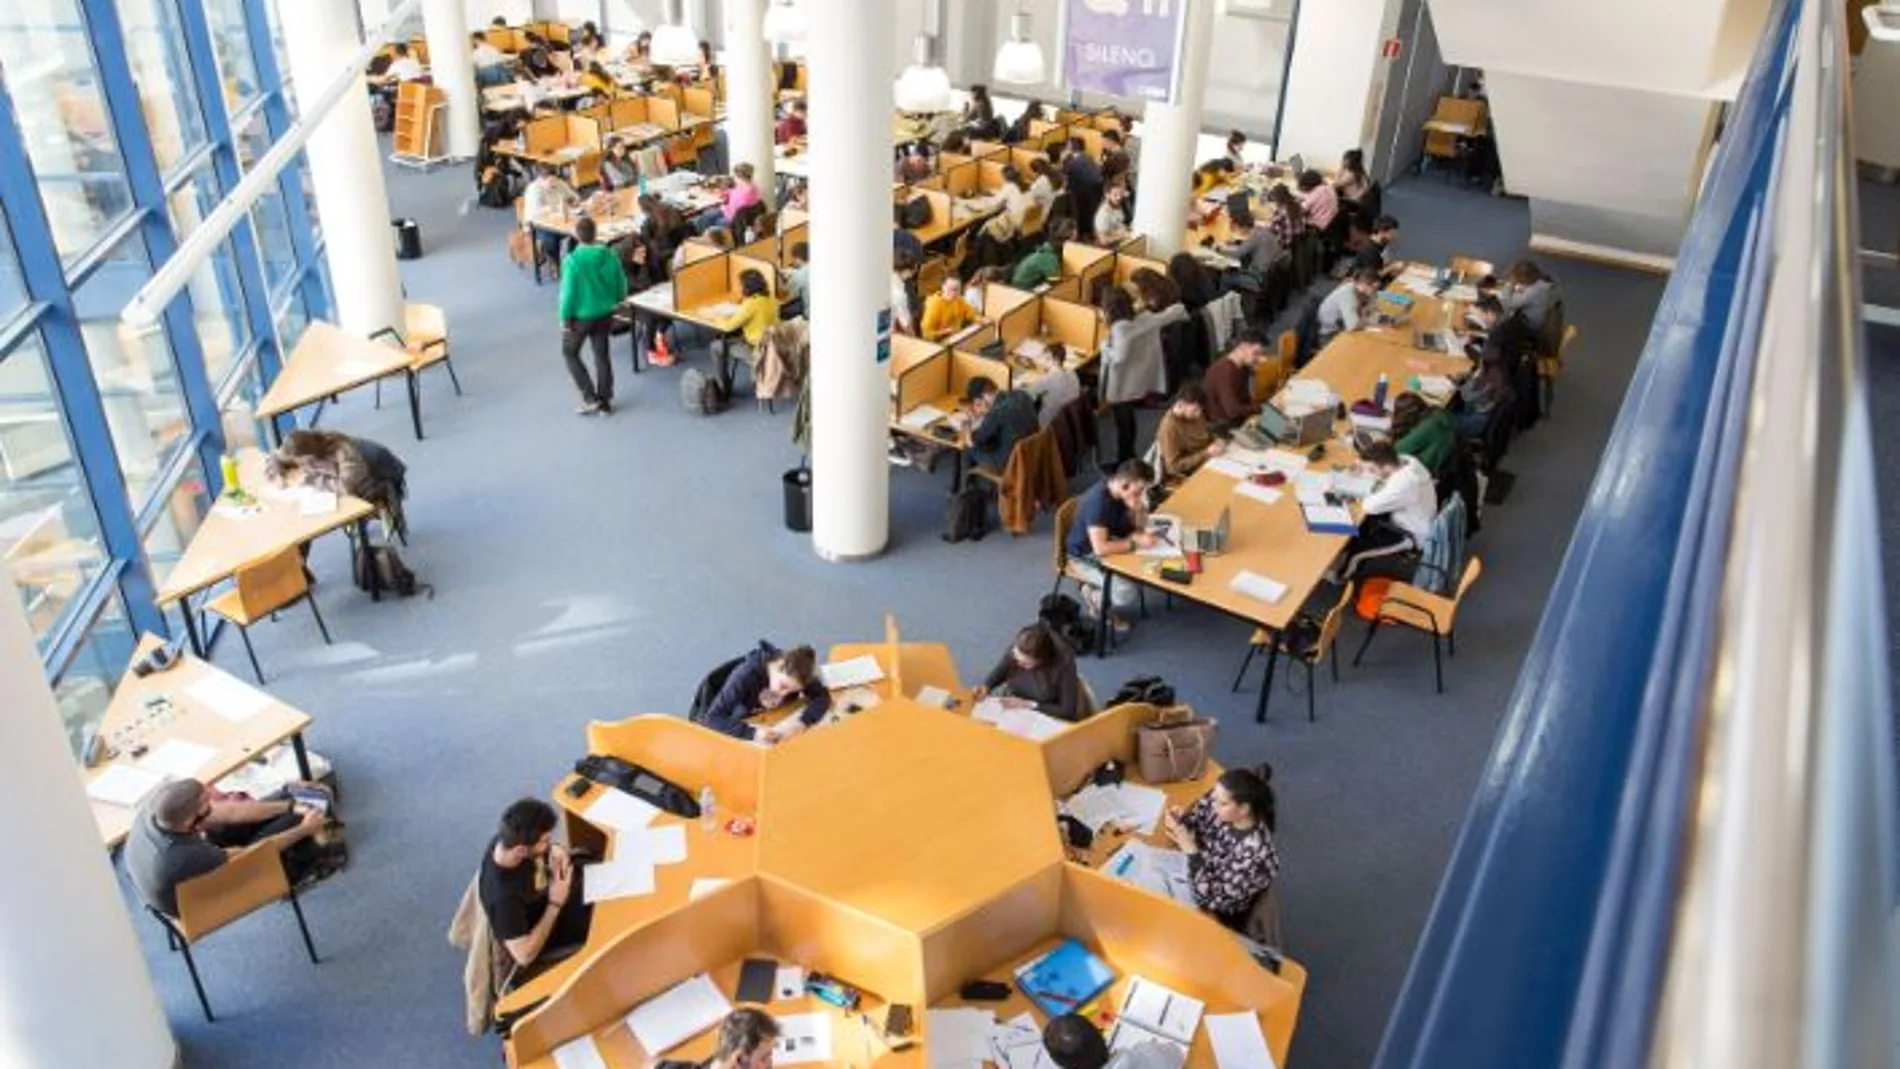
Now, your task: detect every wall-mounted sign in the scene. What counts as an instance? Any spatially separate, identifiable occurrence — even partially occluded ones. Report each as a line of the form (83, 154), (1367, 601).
(1059, 0), (1192, 104)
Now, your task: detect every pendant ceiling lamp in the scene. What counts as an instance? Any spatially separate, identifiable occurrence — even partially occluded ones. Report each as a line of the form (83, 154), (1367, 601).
(894, 31), (954, 113)
(650, 0), (700, 66)
(992, 7), (1047, 85)
(761, 0), (807, 44)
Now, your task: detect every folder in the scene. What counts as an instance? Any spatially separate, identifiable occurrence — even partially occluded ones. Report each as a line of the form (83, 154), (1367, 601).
(1013, 938), (1116, 1019)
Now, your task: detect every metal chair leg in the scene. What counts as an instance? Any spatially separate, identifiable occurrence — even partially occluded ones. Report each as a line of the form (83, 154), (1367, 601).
(1305, 660), (1317, 723)
(1231, 644), (1258, 692)
(287, 888), (320, 964)
(1430, 631), (1444, 692)
(237, 626), (264, 684)
(307, 595), (333, 645)
(1448, 628), (1457, 658)
(1330, 646), (1340, 682)
(373, 378), (384, 409)
(444, 354), (464, 396)
(1352, 619), (1381, 666)
(179, 940), (214, 1022)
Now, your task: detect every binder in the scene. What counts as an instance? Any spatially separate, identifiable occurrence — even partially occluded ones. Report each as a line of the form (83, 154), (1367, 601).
(1013, 938), (1116, 1019)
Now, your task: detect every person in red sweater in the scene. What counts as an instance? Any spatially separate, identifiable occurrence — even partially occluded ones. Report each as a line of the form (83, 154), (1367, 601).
(1201, 330), (1269, 428)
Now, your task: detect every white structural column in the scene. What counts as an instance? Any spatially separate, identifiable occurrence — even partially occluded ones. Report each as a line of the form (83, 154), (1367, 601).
(277, 1), (406, 338)
(422, 0), (481, 159)
(0, 563), (176, 1068)
(807, 0), (893, 560)
(721, 0), (776, 197)
(1130, 0), (1218, 258)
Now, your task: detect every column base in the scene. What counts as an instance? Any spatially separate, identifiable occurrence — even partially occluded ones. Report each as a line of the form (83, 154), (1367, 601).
(814, 542), (889, 563)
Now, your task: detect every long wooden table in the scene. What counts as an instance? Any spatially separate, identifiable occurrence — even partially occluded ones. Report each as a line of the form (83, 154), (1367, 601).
(257, 320), (427, 440)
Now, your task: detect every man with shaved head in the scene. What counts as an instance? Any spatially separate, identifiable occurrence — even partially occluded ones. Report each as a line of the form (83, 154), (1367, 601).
(125, 778), (325, 915)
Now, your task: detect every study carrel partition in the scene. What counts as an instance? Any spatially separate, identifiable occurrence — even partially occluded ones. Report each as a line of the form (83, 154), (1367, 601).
(890, 335), (950, 419)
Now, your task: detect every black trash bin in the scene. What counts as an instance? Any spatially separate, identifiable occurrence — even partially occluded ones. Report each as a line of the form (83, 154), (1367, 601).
(393, 218), (422, 260)
(782, 468), (812, 532)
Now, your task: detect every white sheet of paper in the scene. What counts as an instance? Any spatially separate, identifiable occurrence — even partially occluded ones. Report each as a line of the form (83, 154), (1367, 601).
(1229, 570), (1288, 605)
(1113, 783), (1169, 835)
(583, 786), (662, 832)
(1205, 1013), (1277, 1069)
(914, 684), (953, 708)
(619, 822), (688, 865)
(996, 705), (1068, 741)
(689, 877), (733, 901)
(86, 764), (167, 807)
(775, 964), (806, 1000)
(583, 857), (657, 903)
(1262, 450), (1310, 476)
(1232, 481), (1283, 506)
(1303, 504), (1357, 530)
(1294, 472), (1331, 505)
(1120, 976), (1205, 1046)
(1332, 472), (1376, 499)
(1013, 337), (1049, 360)
(990, 1013), (1051, 1069)
(926, 1008), (996, 1069)
(774, 1012), (833, 1065)
(624, 973), (732, 1055)
(186, 672), (274, 723)
(552, 1034), (612, 1069)
(898, 404), (949, 430)
(297, 490), (338, 516)
(1205, 457), (1254, 480)
(972, 696), (1008, 724)
(140, 739), (218, 779)
(817, 654), (885, 689)
(1107, 1024), (1188, 1069)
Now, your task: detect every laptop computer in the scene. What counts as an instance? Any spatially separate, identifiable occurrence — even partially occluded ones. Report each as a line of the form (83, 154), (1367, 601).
(1256, 403), (1332, 447)
(1184, 506), (1232, 555)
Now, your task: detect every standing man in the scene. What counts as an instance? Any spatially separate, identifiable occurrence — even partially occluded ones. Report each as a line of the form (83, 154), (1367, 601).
(559, 216), (628, 415)
(1062, 138), (1105, 242)
(479, 799), (593, 979)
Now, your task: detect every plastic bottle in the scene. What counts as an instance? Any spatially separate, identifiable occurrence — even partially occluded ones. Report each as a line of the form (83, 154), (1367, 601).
(698, 785), (717, 830)
(1373, 373), (1389, 409)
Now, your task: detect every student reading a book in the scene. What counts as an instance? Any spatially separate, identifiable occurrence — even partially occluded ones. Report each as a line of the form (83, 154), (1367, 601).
(1043, 1012), (1182, 1069)
(972, 623), (1083, 722)
(1329, 439), (1436, 582)
(700, 642), (832, 743)
(1163, 765), (1281, 929)
(480, 798), (593, 977)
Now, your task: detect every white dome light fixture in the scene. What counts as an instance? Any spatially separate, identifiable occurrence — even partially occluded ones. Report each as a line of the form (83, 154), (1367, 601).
(761, 0), (807, 44)
(650, 0), (700, 66)
(992, 8), (1047, 85)
(893, 32), (955, 113)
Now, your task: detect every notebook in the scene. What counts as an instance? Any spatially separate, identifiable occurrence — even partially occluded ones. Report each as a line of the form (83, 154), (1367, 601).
(1014, 939), (1116, 1019)
(1117, 975), (1205, 1046)
(1301, 504), (1358, 536)
(623, 973), (732, 1054)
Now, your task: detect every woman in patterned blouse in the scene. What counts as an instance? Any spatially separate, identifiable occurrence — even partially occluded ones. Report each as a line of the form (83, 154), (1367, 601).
(1163, 765), (1280, 928)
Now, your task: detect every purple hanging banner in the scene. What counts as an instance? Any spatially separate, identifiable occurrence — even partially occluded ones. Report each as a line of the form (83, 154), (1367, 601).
(1060, 0), (1192, 104)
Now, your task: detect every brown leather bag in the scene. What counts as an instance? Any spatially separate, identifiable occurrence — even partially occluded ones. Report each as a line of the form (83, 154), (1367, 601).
(1135, 705), (1217, 783)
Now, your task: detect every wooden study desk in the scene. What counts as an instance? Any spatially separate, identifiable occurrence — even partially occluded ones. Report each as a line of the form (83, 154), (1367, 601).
(153, 448), (376, 657)
(257, 320), (427, 440)
(85, 634), (314, 848)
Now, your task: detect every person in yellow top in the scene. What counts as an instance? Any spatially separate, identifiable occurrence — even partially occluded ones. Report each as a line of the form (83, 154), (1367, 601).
(920, 278), (979, 342)
(581, 60), (619, 98)
(712, 268), (779, 392)
(1192, 158), (1238, 198)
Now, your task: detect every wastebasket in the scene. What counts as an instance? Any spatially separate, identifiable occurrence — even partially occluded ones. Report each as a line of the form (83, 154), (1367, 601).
(392, 218), (422, 260)
(782, 468), (812, 533)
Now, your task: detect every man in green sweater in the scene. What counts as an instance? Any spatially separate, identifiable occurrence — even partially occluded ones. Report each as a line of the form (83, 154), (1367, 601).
(558, 216), (629, 415)
(1010, 219), (1073, 290)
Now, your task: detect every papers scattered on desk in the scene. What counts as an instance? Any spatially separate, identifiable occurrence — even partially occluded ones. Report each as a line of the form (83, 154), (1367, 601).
(1228, 570), (1288, 605)
(1064, 781), (1168, 835)
(1013, 337), (1049, 361)
(1103, 840), (1195, 905)
(1302, 504), (1358, 535)
(1205, 457), (1255, 480)
(1205, 1013), (1278, 1069)
(818, 654), (885, 690)
(1293, 472), (1331, 505)
(187, 672), (274, 723)
(615, 822), (688, 865)
(774, 1012), (833, 1065)
(775, 964), (806, 1001)
(297, 489), (338, 516)
(1120, 975), (1206, 1046)
(990, 1013), (1054, 1069)
(86, 763), (167, 808)
(1416, 374), (1457, 401)
(631, 286), (675, 313)
(898, 404), (949, 430)
(1137, 519), (1183, 558)
(974, 698), (1069, 741)
(140, 739), (217, 779)
(1232, 480), (1283, 506)
(914, 684), (955, 709)
(926, 1008), (996, 1069)
(698, 301), (742, 321)
(624, 973), (732, 1055)
(552, 1034), (612, 1069)
(582, 786), (661, 832)
(583, 856), (656, 902)
(1262, 449), (1311, 476)
(689, 877), (733, 901)
(1282, 378), (1336, 410)
(1332, 472), (1377, 499)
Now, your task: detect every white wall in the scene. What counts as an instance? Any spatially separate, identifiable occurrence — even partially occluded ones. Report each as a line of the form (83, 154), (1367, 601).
(1276, 0), (1390, 169)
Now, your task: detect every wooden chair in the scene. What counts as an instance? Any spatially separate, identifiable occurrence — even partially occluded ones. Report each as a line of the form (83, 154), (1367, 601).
(1450, 256), (1494, 281)
(373, 302), (461, 414)
(1351, 557), (1484, 693)
(947, 230), (972, 278)
(205, 548), (334, 684)
(1231, 581), (1353, 722)
(1050, 496), (1141, 645)
(145, 841), (320, 1022)
(1539, 324), (1578, 415)
(916, 256), (948, 302)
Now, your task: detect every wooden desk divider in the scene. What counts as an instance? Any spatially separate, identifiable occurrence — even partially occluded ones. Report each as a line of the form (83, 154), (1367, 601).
(907, 173), (948, 194)
(951, 350), (1014, 396)
(728, 251), (781, 298)
(649, 82), (684, 108)
(941, 161), (981, 200)
(643, 96), (683, 134)
(902, 188), (955, 243)
(967, 140), (1010, 161)
(1041, 297), (1104, 356)
(779, 221), (809, 255)
(1117, 234), (1150, 259)
(1026, 118), (1069, 148)
(918, 865), (1066, 1003)
(1111, 251), (1169, 291)
(1062, 243), (1114, 295)
(883, 614), (904, 698)
(976, 159), (1009, 194)
(673, 253), (737, 315)
(1038, 702), (1154, 797)
(936, 150), (973, 173)
(682, 85), (718, 120)
(1068, 125), (1105, 160)
(674, 239), (727, 268)
(890, 337), (950, 417)
(1008, 146), (1046, 176)
(522, 115), (568, 155)
(779, 207), (809, 230)
(606, 96), (649, 131)
(1044, 277), (1084, 303)
(992, 290), (1043, 355)
(582, 715), (767, 817)
(484, 26), (525, 51)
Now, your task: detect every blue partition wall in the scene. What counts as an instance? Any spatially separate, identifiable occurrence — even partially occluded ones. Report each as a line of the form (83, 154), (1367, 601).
(0, 0), (332, 754)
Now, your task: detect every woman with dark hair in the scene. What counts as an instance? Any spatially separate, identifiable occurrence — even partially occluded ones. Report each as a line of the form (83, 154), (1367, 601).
(709, 268), (779, 390)
(1162, 253), (1215, 389)
(1099, 285), (1185, 466)
(963, 84), (995, 129)
(1164, 764), (1280, 929)
(974, 623), (1083, 722)
(1335, 147), (1372, 204)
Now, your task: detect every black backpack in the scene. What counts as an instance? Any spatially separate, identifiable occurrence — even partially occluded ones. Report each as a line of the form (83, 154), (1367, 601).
(1109, 675), (1176, 707)
(352, 540), (430, 599)
(942, 483), (990, 543)
(1037, 593), (1096, 656)
(681, 368), (729, 415)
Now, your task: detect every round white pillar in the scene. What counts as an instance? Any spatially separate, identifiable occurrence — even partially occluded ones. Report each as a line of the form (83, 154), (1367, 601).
(721, 0), (776, 198)
(0, 562), (177, 1067)
(1130, 0), (1217, 258)
(807, 0), (892, 560)
(421, 0), (481, 160)
(277, 0), (406, 338)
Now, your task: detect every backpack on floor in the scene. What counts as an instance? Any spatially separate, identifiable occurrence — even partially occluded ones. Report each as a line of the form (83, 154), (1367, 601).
(681, 368), (729, 415)
(942, 483), (991, 543)
(352, 540), (430, 599)
(1038, 592), (1096, 655)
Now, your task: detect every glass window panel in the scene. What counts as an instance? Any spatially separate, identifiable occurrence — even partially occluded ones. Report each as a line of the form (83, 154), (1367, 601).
(252, 188), (295, 295)
(167, 168), (251, 387)
(50, 592), (134, 760)
(234, 107), (270, 170)
(114, 0), (207, 173)
(218, 356), (271, 454)
(140, 452), (210, 593)
(0, 0), (136, 263)
(202, 0), (260, 112)
(0, 334), (108, 651)
(72, 234), (191, 505)
(0, 212), (27, 324)
(275, 287), (310, 351)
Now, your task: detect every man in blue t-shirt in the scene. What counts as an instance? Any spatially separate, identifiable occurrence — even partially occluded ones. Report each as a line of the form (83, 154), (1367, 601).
(1064, 460), (1157, 632)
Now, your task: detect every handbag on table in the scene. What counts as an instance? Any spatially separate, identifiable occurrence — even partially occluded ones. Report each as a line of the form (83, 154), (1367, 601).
(1135, 705), (1217, 783)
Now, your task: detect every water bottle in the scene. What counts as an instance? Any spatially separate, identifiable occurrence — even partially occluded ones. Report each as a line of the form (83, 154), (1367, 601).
(638, 169), (648, 198)
(1373, 373), (1389, 409)
(698, 785), (717, 831)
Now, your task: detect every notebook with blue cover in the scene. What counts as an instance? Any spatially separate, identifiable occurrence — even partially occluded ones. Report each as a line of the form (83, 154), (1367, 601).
(1013, 938), (1116, 1019)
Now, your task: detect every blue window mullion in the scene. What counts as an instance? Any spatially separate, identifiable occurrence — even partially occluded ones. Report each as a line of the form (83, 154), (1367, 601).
(0, 82), (166, 640)
(77, 0), (229, 488)
(244, 0), (331, 323)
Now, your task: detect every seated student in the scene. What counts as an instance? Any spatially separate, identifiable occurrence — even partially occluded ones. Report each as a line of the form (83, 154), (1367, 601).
(1022, 343), (1083, 430)
(966, 376), (1038, 471)
(598, 138), (638, 191)
(581, 59), (619, 98)
(1316, 267), (1380, 346)
(1500, 260), (1558, 331)
(1264, 184), (1307, 251)
(921, 277), (980, 342)
(1333, 439), (1436, 580)
(1010, 219), (1073, 290)
(480, 799), (592, 979)
(1298, 169), (1339, 231)
(782, 241), (810, 317)
(1191, 158), (1237, 199)
(701, 641), (832, 743)
(1156, 383), (1226, 479)
(974, 623), (1082, 721)
(1043, 1012), (1181, 1069)
(776, 100), (808, 144)
(710, 268), (779, 389)
(1027, 158), (1060, 217)
(623, 31), (652, 65)
(700, 163), (764, 231)
(519, 33), (557, 78)
(1162, 765), (1280, 930)
(1351, 214), (1402, 278)
(1094, 179), (1132, 245)
(1200, 331), (1268, 428)
(1064, 460), (1160, 631)
(1218, 202), (1281, 274)
(471, 32), (511, 88)
(522, 165), (580, 267)
(266, 428), (408, 526)
(691, 1009), (781, 1069)
(126, 778), (326, 917)
(384, 42), (425, 83)
(970, 166), (1033, 272)
(1390, 392), (1457, 473)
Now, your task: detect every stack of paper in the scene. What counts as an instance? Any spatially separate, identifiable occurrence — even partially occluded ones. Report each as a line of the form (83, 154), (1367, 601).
(818, 654), (885, 689)
(925, 1007), (996, 1069)
(914, 685), (955, 708)
(552, 1035), (611, 1069)
(1118, 975), (1206, 1046)
(187, 672), (274, 723)
(1064, 782), (1169, 835)
(1332, 472), (1377, 499)
(583, 857), (657, 903)
(1205, 1013), (1278, 1069)
(624, 974), (733, 1055)
(989, 1013), (1052, 1069)
(1293, 472), (1331, 505)
(140, 739), (217, 779)
(899, 404), (949, 430)
(993, 705), (1069, 741)
(86, 764), (167, 808)
(583, 787), (661, 832)
(1282, 379), (1335, 411)
(1103, 840), (1195, 904)
(1228, 570), (1287, 605)
(1302, 504), (1358, 535)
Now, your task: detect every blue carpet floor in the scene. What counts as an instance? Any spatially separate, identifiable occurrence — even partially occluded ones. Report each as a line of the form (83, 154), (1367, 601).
(119, 159), (1665, 1069)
